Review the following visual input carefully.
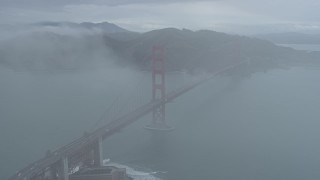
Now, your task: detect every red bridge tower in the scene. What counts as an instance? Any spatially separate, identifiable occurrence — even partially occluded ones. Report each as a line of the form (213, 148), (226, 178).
(145, 46), (174, 131)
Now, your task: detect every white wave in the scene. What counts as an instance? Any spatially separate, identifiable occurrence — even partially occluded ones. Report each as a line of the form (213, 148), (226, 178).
(103, 159), (162, 180)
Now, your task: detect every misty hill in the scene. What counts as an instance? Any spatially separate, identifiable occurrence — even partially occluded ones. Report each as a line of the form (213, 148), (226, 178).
(255, 32), (320, 44)
(0, 27), (317, 73)
(35, 21), (130, 33)
(110, 28), (310, 72)
(34, 21), (141, 42)
(0, 31), (115, 70)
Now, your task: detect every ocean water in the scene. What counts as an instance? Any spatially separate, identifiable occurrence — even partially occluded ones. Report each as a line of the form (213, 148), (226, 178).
(1, 64), (320, 180)
(104, 66), (320, 180)
(104, 159), (162, 180)
(278, 43), (320, 51)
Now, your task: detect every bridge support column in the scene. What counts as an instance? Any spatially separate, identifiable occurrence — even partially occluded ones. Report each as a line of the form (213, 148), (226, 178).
(145, 45), (174, 132)
(47, 166), (58, 180)
(58, 157), (69, 180)
(93, 136), (103, 166)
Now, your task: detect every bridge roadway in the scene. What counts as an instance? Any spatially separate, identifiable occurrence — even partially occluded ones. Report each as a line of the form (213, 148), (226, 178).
(9, 62), (245, 180)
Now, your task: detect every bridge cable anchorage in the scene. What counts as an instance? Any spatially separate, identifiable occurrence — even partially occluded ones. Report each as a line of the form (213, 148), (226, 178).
(144, 45), (174, 132)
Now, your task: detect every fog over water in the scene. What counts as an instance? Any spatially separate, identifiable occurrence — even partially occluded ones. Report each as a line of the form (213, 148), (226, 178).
(2, 64), (320, 180)
(278, 44), (320, 52)
(104, 67), (320, 180)
(1, 27), (320, 180)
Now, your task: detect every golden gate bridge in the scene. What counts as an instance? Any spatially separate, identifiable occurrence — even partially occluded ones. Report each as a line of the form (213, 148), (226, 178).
(9, 46), (246, 180)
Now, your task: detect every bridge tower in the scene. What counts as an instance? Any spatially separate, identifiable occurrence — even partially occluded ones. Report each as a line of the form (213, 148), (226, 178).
(145, 46), (174, 131)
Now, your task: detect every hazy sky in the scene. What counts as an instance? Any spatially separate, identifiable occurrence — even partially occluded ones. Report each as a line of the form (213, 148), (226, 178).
(0, 0), (319, 33)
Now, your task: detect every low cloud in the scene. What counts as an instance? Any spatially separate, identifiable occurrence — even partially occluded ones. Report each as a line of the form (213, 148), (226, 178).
(0, 0), (319, 34)
(0, 25), (120, 71)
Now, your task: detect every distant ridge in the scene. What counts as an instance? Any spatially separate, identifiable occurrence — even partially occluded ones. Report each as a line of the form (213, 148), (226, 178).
(114, 28), (305, 72)
(1, 25), (319, 72)
(35, 21), (130, 33)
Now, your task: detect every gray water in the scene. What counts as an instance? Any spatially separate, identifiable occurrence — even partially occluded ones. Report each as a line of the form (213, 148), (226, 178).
(278, 44), (320, 51)
(2, 66), (320, 180)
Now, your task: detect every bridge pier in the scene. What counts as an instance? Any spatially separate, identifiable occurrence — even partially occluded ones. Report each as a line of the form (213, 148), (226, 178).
(92, 136), (103, 167)
(57, 157), (69, 180)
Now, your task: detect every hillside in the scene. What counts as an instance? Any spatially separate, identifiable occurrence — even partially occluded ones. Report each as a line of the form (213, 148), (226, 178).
(34, 21), (130, 33)
(0, 27), (317, 73)
(110, 28), (311, 72)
